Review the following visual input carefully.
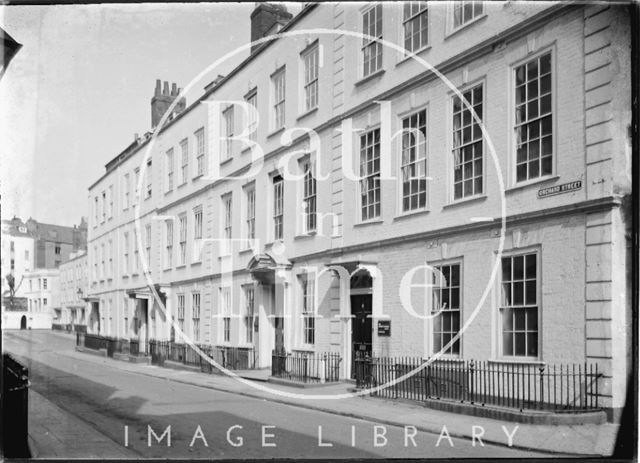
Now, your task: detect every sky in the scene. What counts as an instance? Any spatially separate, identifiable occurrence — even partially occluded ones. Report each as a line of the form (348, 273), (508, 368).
(0, 2), (302, 227)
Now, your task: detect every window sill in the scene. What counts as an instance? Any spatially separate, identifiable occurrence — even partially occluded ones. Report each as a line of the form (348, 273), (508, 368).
(444, 14), (488, 40)
(292, 347), (316, 354)
(442, 194), (487, 209)
(489, 358), (546, 366)
(294, 231), (317, 240)
(122, 275), (129, 280)
(267, 126), (286, 140)
(193, 173), (204, 181)
(177, 182), (187, 189)
(164, 190), (173, 196)
(354, 69), (385, 87)
(396, 45), (431, 66)
(190, 260), (202, 266)
(175, 265), (186, 269)
(296, 106), (318, 122)
(393, 208), (430, 221)
(218, 254), (232, 260)
(505, 175), (559, 194)
(163, 267), (172, 272)
(219, 156), (233, 166)
(353, 219), (383, 228)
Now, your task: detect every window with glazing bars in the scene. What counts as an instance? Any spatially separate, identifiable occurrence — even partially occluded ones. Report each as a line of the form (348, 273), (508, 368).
(515, 52), (552, 182)
(133, 229), (139, 272)
(180, 139), (189, 185)
(273, 175), (284, 240)
(401, 110), (427, 211)
(272, 69), (286, 129)
(432, 263), (461, 355)
(403, 2), (428, 53)
(165, 220), (173, 268)
(195, 128), (205, 176)
(452, 84), (483, 200)
(145, 224), (151, 269)
(303, 45), (319, 112)
(177, 294), (185, 334)
(123, 233), (129, 274)
(453, 1), (483, 29)
(246, 188), (255, 246)
(223, 106), (234, 160)
(501, 253), (538, 357)
(362, 4), (383, 77)
(179, 215), (187, 265)
(166, 148), (174, 191)
(244, 286), (254, 343)
(360, 129), (381, 221)
(193, 207), (203, 262)
(302, 277), (315, 345)
(246, 90), (258, 142)
(192, 293), (201, 342)
(302, 161), (317, 232)
(223, 195), (233, 254)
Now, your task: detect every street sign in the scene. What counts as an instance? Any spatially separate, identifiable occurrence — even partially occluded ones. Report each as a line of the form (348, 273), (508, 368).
(538, 180), (582, 198)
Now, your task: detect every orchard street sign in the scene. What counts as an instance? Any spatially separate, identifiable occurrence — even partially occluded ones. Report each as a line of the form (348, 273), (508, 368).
(538, 180), (582, 198)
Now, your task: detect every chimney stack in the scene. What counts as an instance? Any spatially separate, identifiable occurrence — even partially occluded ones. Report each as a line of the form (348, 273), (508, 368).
(151, 79), (187, 128)
(250, 3), (292, 54)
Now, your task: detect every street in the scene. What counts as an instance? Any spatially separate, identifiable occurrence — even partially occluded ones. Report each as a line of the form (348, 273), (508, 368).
(4, 330), (545, 459)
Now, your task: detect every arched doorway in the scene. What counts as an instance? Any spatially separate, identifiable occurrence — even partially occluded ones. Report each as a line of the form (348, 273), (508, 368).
(350, 268), (373, 378)
(20, 315), (27, 330)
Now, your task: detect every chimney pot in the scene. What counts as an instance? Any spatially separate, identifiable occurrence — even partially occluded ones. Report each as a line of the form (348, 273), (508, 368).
(163, 81), (169, 95)
(155, 79), (161, 96)
(171, 83), (177, 96)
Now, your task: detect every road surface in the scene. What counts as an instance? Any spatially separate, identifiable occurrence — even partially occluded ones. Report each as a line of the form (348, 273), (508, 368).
(4, 330), (546, 459)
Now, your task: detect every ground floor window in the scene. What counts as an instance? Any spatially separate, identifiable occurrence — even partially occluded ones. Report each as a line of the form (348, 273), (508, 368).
(177, 294), (185, 334)
(192, 293), (201, 343)
(432, 263), (461, 355)
(501, 252), (538, 357)
(223, 317), (231, 342)
(244, 286), (254, 344)
(301, 276), (315, 345)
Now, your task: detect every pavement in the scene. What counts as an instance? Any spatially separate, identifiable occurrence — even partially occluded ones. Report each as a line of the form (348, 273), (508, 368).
(39, 331), (618, 457)
(13, 330), (619, 458)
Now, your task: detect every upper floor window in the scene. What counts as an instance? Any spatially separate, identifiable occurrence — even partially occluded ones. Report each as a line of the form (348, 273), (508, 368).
(361, 4), (383, 77)
(452, 83), (483, 200)
(245, 89), (258, 143)
(166, 148), (174, 192)
(273, 175), (284, 241)
(43, 278), (48, 290)
(453, 1), (483, 30)
(145, 223), (152, 269)
(123, 232), (129, 274)
(302, 44), (319, 112)
(192, 292), (201, 342)
(432, 263), (461, 356)
(301, 160), (317, 233)
(223, 194), (233, 254)
(134, 168), (140, 199)
(178, 215), (187, 266)
(501, 252), (538, 358)
(180, 139), (189, 185)
(101, 191), (106, 222)
(94, 196), (98, 223)
(245, 187), (256, 247)
(272, 68), (286, 130)
(165, 220), (173, 268)
(55, 244), (61, 255)
(123, 173), (130, 210)
(145, 159), (152, 199)
(401, 109), (427, 211)
(360, 128), (381, 221)
(222, 106), (234, 161)
(108, 185), (114, 218)
(403, 2), (428, 54)
(193, 206), (203, 263)
(195, 128), (205, 177)
(515, 52), (552, 182)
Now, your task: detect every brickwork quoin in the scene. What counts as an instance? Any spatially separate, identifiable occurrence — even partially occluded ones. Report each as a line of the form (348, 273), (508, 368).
(123, 28), (509, 401)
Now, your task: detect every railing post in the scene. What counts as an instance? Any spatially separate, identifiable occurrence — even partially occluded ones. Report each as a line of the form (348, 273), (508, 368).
(469, 360), (475, 404)
(320, 353), (326, 384)
(539, 365), (545, 410)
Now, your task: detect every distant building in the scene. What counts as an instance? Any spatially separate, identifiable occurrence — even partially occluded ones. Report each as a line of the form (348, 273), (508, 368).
(57, 250), (88, 332)
(25, 217), (88, 269)
(1, 217), (35, 297)
(3, 268), (59, 329)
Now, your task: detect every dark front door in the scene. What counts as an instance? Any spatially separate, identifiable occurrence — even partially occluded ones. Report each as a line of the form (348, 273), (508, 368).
(20, 315), (26, 330)
(274, 317), (284, 353)
(351, 294), (372, 378)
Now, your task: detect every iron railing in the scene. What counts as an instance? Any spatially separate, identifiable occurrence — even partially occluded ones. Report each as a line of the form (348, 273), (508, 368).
(271, 349), (341, 383)
(354, 356), (603, 412)
(3, 354), (30, 457)
(54, 323), (88, 333)
(149, 340), (256, 371)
